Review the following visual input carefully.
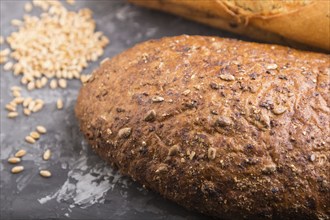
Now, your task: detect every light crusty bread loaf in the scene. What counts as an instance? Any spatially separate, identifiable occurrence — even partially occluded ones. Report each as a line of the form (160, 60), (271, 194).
(75, 35), (330, 219)
(129, 0), (330, 51)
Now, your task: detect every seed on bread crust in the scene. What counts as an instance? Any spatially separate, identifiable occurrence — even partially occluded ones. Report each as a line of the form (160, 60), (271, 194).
(144, 110), (156, 122)
(152, 96), (164, 103)
(118, 127), (132, 139)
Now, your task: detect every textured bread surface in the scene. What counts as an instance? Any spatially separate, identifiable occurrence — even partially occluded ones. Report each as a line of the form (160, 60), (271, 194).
(129, 0), (330, 51)
(75, 35), (330, 220)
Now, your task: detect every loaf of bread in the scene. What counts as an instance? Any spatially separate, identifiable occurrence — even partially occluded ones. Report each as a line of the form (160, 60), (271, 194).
(129, 0), (330, 51)
(75, 35), (330, 219)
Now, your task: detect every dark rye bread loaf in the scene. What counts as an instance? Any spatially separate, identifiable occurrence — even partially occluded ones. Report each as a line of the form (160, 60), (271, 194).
(75, 35), (330, 220)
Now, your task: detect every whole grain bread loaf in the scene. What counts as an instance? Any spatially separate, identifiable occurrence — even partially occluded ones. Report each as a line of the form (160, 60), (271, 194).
(75, 35), (330, 220)
(129, 0), (330, 51)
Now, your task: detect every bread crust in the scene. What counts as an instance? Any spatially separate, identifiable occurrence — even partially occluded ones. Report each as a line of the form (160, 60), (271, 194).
(75, 35), (330, 219)
(129, 0), (330, 51)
